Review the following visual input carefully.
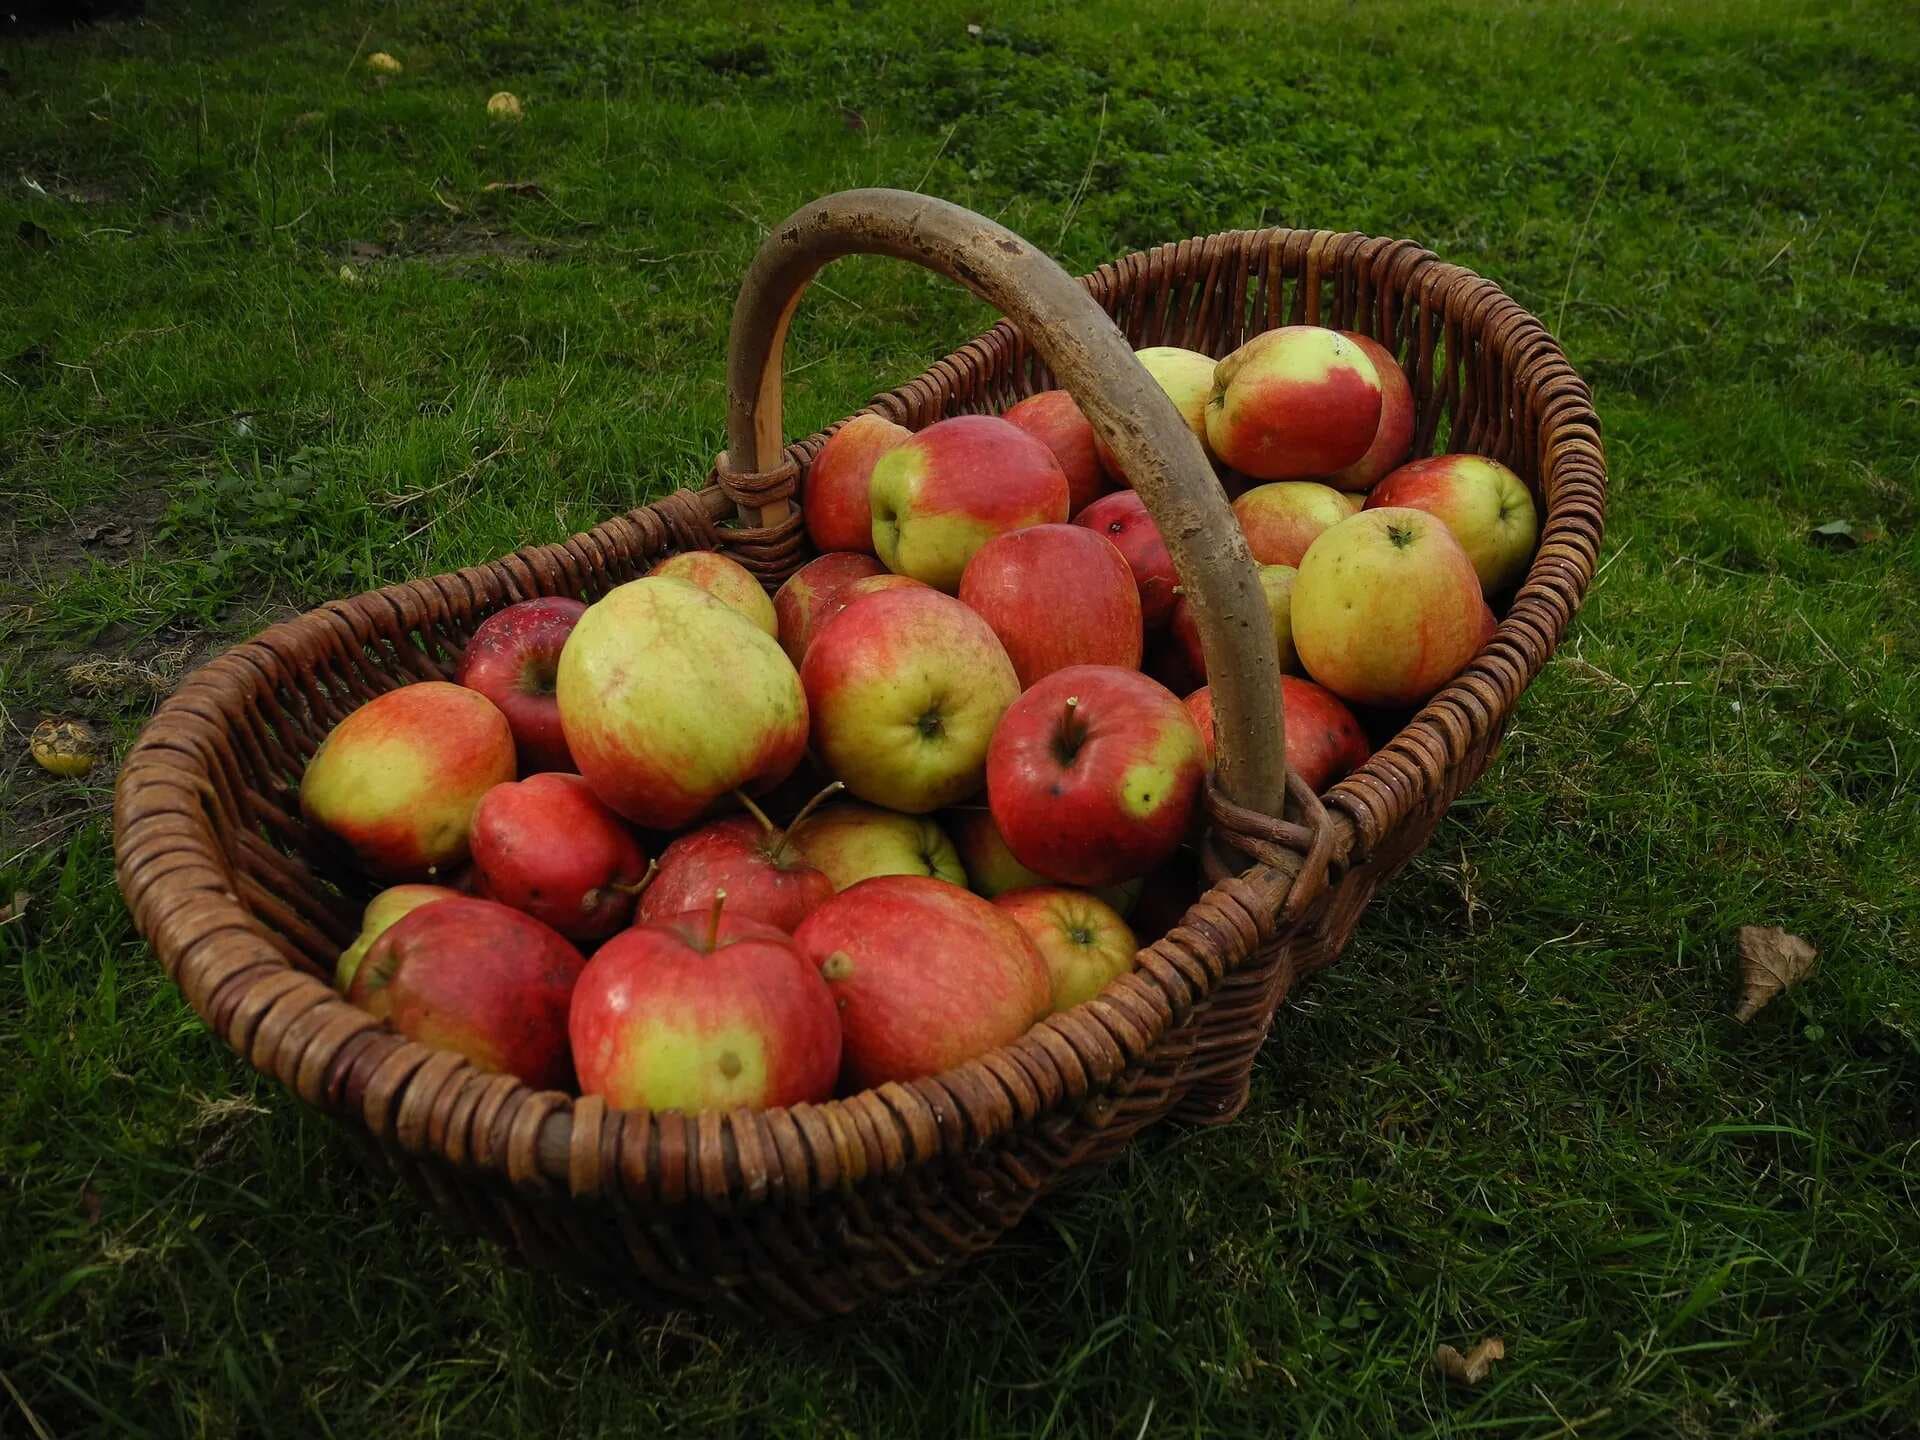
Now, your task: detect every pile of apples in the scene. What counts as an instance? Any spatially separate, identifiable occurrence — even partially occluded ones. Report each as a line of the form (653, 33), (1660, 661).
(303, 324), (1537, 1113)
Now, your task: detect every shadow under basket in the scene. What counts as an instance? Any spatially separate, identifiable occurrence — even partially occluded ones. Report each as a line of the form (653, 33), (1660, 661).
(114, 195), (1605, 1322)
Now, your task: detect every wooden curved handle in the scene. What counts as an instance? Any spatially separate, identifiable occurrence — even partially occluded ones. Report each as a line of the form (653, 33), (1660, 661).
(724, 188), (1288, 828)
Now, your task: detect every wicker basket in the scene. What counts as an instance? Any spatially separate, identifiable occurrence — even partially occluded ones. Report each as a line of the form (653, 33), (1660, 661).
(113, 190), (1604, 1321)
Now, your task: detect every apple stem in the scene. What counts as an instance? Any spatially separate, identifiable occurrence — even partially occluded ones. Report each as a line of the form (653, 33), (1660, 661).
(768, 779), (845, 864)
(609, 857), (659, 898)
(706, 889), (727, 951)
(733, 789), (779, 840)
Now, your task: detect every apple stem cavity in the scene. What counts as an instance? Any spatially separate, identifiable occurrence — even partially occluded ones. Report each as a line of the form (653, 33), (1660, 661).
(768, 779), (846, 864)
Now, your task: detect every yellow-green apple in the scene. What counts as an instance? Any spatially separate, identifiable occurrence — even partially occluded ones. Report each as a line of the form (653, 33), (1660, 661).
(773, 552), (886, 666)
(1364, 454), (1538, 596)
(792, 875), (1050, 1088)
(788, 800), (966, 890)
(1291, 507), (1484, 706)
(301, 681), (516, 879)
(993, 886), (1138, 1012)
(1326, 333), (1415, 491)
(986, 665), (1207, 887)
(469, 772), (649, 941)
(570, 901), (840, 1111)
(556, 576), (808, 829)
(957, 523), (1143, 688)
(1003, 389), (1113, 513)
(802, 412), (911, 555)
(801, 585), (1018, 812)
(1072, 489), (1180, 629)
(1184, 676), (1371, 793)
(867, 414), (1069, 590)
(457, 597), (586, 773)
(1094, 345), (1217, 481)
(782, 570), (925, 667)
(1171, 563), (1298, 681)
(1338, 490), (1365, 514)
(1231, 481), (1353, 567)
(334, 884), (461, 991)
(647, 550), (777, 636)
(1206, 327), (1382, 479)
(946, 806), (1141, 914)
(347, 895), (585, 1087)
(638, 783), (843, 932)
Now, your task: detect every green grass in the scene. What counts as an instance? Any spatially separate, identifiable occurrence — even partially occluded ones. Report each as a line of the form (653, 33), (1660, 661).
(3, 0), (1918, 1434)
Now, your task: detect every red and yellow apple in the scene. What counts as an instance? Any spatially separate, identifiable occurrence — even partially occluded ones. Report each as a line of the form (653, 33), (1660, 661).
(638, 784), (842, 932)
(301, 681), (516, 879)
(788, 800), (966, 890)
(469, 772), (649, 941)
(957, 523), (1143, 688)
(1231, 481), (1353, 567)
(556, 576), (808, 829)
(1170, 562), (1298, 681)
(1184, 676), (1371, 793)
(1365, 454), (1538, 596)
(792, 875), (1050, 1088)
(772, 552), (886, 667)
(867, 414), (1070, 590)
(946, 806), (1141, 914)
(1072, 489), (1180, 630)
(993, 886), (1138, 1012)
(1094, 345), (1218, 481)
(1291, 507), (1484, 706)
(1326, 333), (1415, 491)
(334, 883), (461, 992)
(648, 550), (777, 636)
(457, 597), (586, 773)
(1206, 327), (1382, 480)
(802, 412), (910, 555)
(1002, 389), (1112, 513)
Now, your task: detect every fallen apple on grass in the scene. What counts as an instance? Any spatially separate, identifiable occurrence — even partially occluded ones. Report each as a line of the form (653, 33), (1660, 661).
(993, 886), (1138, 1012)
(1206, 326), (1383, 480)
(957, 522), (1143, 688)
(1184, 676), (1371, 794)
(787, 799), (966, 890)
(639, 783), (843, 932)
(1002, 389), (1112, 512)
(457, 596), (586, 773)
(802, 412), (911, 555)
(468, 772), (650, 941)
(1072, 489), (1180, 630)
(334, 884), (462, 991)
(648, 550), (778, 636)
(1365, 454), (1539, 596)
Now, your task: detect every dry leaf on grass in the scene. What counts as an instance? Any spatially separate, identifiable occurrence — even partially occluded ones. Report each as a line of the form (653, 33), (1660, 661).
(481, 180), (547, 198)
(1434, 1337), (1505, 1387)
(1733, 925), (1817, 1022)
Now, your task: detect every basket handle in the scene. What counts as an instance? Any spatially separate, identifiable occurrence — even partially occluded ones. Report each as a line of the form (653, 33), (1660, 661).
(721, 188), (1289, 830)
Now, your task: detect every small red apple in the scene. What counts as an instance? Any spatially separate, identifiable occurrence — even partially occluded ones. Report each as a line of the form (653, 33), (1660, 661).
(773, 552), (886, 667)
(1327, 333), (1415, 492)
(986, 665), (1207, 887)
(792, 875), (1051, 1088)
(1002, 389), (1113, 513)
(1072, 489), (1180, 630)
(348, 895), (586, 1088)
(458, 597), (587, 774)
(993, 886), (1138, 1013)
(791, 572), (926, 664)
(802, 413), (912, 555)
(957, 523), (1143, 688)
(468, 772), (650, 941)
(1184, 676), (1371, 794)
(1231, 481), (1353, 567)
(638, 782), (843, 932)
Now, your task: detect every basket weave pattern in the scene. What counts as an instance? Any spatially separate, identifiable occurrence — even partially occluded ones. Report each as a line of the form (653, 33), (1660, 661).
(114, 226), (1603, 1319)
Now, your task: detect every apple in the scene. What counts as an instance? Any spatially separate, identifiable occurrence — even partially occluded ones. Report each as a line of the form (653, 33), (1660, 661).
(1326, 333), (1416, 491)
(802, 412), (911, 555)
(334, 884), (461, 992)
(946, 806), (1141, 914)
(1092, 345), (1218, 481)
(792, 875), (1051, 1088)
(638, 782), (843, 932)
(347, 895), (585, 1088)
(957, 523), (1143, 688)
(867, 414), (1070, 590)
(993, 886), (1138, 1013)
(468, 772), (650, 941)
(301, 681), (516, 879)
(1205, 326), (1382, 480)
(647, 550), (777, 636)
(1477, 599), (1499, 651)
(773, 552), (886, 667)
(986, 665), (1207, 887)
(570, 900), (840, 1111)
(788, 799), (966, 890)
(1002, 389), (1113, 512)
(556, 576), (808, 829)
(457, 597), (586, 773)
(801, 585), (1018, 813)
(1291, 507), (1485, 706)
(1184, 676), (1371, 793)
(788, 572), (926, 666)
(1231, 481), (1353, 567)
(1072, 489), (1180, 630)
(1364, 454), (1539, 596)
(1171, 562), (1298, 681)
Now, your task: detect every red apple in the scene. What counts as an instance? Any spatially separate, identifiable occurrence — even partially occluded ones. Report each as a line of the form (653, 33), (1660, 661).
(957, 523), (1143, 688)
(986, 665), (1207, 887)
(791, 875), (1051, 1088)
(556, 576), (808, 828)
(570, 901), (840, 1111)
(1326, 333), (1415, 491)
(1072, 489), (1180, 630)
(773, 552), (886, 667)
(787, 800), (966, 890)
(993, 886), (1138, 1012)
(1364, 454), (1539, 596)
(946, 806), (1142, 914)
(301, 681), (517, 879)
(458, 597), (586, 773)
(1291, 507), (1485, 706)
(1094, 346), (1218, 481)
(793, 572), (926, 663)
(1170, 562), (1298, 680)
(468, 772), (650, 941)
(1205, 326), (1382, 480)
(802, 412), (911, 555)
(1477, 599), (1499, 651)
(802, 585), (1018, 813)
(868, 414), (1070, 590)
(648, 550), (777, 636)
(1002, 389), (1113, 513)
(334, 884), (462, 991)
(1231, 481), (1353, 567)
(1184, 676), (1371, 793)
(348, 895), (585, 1088)
(638, 783), (842, 932)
